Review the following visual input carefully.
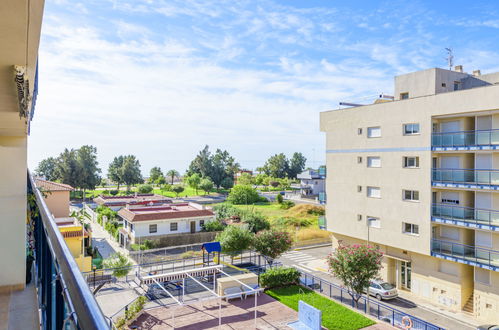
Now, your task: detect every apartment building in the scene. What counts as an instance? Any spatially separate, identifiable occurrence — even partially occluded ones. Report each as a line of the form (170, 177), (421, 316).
(320, 66), (499, 323)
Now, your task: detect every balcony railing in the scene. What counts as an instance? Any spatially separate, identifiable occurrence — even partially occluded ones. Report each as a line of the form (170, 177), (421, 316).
(28, 173), (110, 329)
(431, 239), (499, 271)
(432, 129), (499, 149)
(432, 168), (499, 188)
(432, 203), (499, 230)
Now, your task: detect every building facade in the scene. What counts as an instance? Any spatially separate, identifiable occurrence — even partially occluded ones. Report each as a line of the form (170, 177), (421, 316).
(295, 169), (326, 197)
(35, 178), (73, 218)
(320, 67), (499, 323)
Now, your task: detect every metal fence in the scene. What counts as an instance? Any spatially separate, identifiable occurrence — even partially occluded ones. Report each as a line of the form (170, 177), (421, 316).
(297, 271), (445, 330)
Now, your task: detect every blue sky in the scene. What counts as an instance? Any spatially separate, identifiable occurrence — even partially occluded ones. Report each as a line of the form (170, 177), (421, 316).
(29, 0), (499, 174)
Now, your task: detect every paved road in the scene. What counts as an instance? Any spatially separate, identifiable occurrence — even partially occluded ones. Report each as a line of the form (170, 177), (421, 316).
(277, 246), (477, 330)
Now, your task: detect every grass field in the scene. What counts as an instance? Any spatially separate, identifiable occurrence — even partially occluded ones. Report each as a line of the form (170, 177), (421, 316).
(266, 285), (375, 330)
(74, 186), (228, 199)
(231, 202), (289, 218)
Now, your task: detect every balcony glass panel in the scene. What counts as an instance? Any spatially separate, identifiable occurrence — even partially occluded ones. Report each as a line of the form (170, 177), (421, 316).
(431, 239), (499, 269)
(432, 129), (499, 147)
(432, 169), (499, 186)
(432, 203), (499, 227)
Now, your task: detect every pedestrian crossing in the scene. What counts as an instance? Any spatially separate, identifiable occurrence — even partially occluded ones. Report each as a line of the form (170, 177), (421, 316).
(280, 250), (329, 273)
(281, 250), (319, 263)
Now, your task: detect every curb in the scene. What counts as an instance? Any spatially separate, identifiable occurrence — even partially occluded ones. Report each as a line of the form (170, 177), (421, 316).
(293, 243), (331, 251)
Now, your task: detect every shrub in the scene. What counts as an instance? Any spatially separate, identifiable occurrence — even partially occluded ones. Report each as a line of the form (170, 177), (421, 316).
(103, 253), (133, 277)
(280, 200), (295, 209)
(137, 184), (153, 194)
(130, 239), (155, 251)
(202, 220), (225, 232)
(240, 211), (270, 233)
(227, 185), (261, 205)
(115, 295), (147, 329)
(259, 267), (300, 288)
(276, 194), (283, 204)
(252, 230), (293, 265)
(110, 189), (119, 196)
(273, 216), (311, 228)
(172, 185), (184, 197)
(286, 204), (325, 217)
(212, 204), (241, 220)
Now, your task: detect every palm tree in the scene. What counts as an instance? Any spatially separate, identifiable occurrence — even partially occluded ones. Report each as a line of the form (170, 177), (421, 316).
(166, 169), (180, 185)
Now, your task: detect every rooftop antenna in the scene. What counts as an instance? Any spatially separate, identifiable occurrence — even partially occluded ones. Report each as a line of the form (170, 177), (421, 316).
(445, 48), (454, 70)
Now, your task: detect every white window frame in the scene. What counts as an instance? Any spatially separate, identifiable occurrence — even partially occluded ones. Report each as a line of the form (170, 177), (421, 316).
(170, 222), (178, 231)
(402, 222), (419, 235)
(367, 126), (381, 138)
(367, 186), (381, 198)
(403, 190), (419, 202)
(367, 156), (381, 168)
(403, 123), (420, 135)
(367, 216), (381, 228)
(149, 224), (157, 233)
(403, 156), (420, 168)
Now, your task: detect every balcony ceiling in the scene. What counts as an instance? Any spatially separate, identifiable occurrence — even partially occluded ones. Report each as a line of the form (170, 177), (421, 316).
(0, 0), (44, 136)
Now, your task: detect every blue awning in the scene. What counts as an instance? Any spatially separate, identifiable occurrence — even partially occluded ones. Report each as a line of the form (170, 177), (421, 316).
(202, 242), (221, 253)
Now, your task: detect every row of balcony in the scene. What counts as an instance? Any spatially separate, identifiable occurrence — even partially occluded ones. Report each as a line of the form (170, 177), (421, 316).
(432, 203), (499, 231)
(431, 239), (499, 272)
(432, 168), (499, 190)
(432, 129), (499, 150)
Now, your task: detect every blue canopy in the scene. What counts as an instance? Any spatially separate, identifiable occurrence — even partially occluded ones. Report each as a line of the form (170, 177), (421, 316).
(202, 242), (221, 253)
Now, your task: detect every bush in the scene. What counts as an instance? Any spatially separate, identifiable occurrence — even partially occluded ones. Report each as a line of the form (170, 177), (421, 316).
(240, 211), (270, 233)
(103, 253), (133, 277)
(276, 194), (283, 204)
(137, 184), (153, 194)
(115, 295), (147, 329)
(273, 216), (311, 228)
(286, 204), (325, 217)
(202, 220), (226, 232)
(212, 204), (241, 220)
(227, 185), (261, 204)
(259, 267), (300, 288)
(110, 189), (119, 196)
(280, 200), (295, 209)
(130, 239), (155, 251)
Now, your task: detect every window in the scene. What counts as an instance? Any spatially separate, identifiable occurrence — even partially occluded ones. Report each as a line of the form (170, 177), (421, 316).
(403, 190), (419, 201)
(475, 268), (490, 285)
(367, 126), (381, 138)
(403, 156), (420, 168)
(130, 223), (134, 232)
(367, 216), (381, 228)
(367, 156), (381, 168)
(441, 82), (447, 87)
(403, 123), (420, 135)
(357, 156), (362, 164)
(170, 222), (178, 231)
(200, 220), (205, 227)
(357, 128), (363, 135)
(367, 186), (381, 198)
(400, 92), (409, 100)
(149, 224), (157, 233)
(442, 198), (459, 205)
(357, 214), (362, 221)
(357, 185), (362, 193)
(453, 81), (460, 91)
(403, 222), (419, 235)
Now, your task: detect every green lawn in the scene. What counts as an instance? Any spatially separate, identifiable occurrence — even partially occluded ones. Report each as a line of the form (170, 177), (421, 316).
(266, 285), (375, 330)
(231, 202), (288, 218)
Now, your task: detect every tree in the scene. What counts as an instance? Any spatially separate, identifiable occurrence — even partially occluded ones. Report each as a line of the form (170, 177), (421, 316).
(121, 155), (143, 190)
(103, 253), (133, 278)
(166, 169), (179, 185)
(240, 211), (270, 233)
(187, 145), (213, 178)
(215, 226), (253, 261)
(185, 173), (201, 195)
(199, 178), (214, 195)
(237, 172), (253, 186)
(76, 145), (101, 199)
(172, 185), (184, 197)
(137, 184), (153, 194)
(221, 177), (234, 190)
(288, 152), (307, 179)
(35, 157), (58, 181)
(252, 230), (293, 266)
(261, 153), (289, 178)
(254, 173), (268, 186)
(211, 149), (240, 189)
(227, 185), (260, 204)
(327, 243), (383, 307)
(156, 175), (166, 185)
(108, 156), (125, 191)
(149, 167), (163, 183)
(56, 148), (80, 189)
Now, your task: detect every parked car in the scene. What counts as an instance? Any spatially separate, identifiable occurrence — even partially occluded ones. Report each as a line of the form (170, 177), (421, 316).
(367, 280), (398, 300)
(477, 326), (499, 330)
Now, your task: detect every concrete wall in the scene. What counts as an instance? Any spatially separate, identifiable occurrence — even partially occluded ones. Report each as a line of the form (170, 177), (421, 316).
(130, 231), (219, 248)
(129, 216), (216, 239)
(0, 136), (27, 291)
(43, 190), (70, 218)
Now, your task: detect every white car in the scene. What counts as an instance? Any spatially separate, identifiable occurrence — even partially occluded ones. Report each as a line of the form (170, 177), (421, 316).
(368, 280), (398, 300)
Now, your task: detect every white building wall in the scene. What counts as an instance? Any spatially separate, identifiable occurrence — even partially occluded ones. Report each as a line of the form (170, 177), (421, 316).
(129, 216), (216, 238)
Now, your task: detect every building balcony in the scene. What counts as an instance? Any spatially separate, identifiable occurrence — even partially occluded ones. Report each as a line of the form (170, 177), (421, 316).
(432, 203), (499, 231)
(431, 239), (499, 272)
(27, 173), (110, 329)
(432, 168), (499, 191)
(432, 129), (499, 151)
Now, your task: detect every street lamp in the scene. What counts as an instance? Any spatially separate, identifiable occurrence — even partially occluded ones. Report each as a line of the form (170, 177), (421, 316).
(366, 219), (371, 315)
(93, 265), (97, 290)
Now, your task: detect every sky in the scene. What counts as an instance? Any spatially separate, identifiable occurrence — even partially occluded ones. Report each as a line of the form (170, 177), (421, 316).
(28, 0), (499, 175)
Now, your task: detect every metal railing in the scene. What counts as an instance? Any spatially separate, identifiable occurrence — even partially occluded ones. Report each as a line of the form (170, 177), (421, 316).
(432, 129), (499, 147)
(29, 173), (109, 329)
(297, 271), (444, 330)
(432, 168), (499, 186)
(431, 239), (499, 269)
(432, 203), (499, 228)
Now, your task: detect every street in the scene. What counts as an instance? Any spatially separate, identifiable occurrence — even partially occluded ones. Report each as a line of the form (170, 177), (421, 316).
(277, 246), (477, 330)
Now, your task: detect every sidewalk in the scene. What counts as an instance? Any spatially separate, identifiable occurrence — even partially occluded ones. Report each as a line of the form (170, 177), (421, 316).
(86, 219), (137, 265)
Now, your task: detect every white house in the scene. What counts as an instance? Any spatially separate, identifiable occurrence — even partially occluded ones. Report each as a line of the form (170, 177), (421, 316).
(295, 169), (325, 197)
(117, 202), (216, 247)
